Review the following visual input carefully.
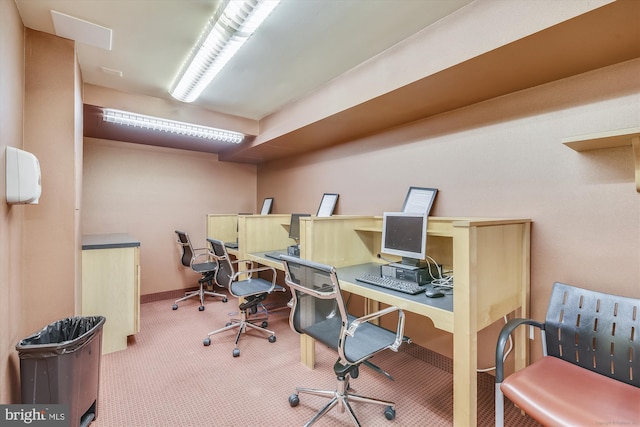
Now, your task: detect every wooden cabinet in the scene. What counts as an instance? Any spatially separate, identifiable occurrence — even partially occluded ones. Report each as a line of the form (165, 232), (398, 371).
(82, 234), (140, 354)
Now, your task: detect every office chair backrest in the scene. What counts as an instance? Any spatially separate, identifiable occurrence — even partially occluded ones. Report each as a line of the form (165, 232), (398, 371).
(281, 255), (352, 359)
(175, 230), (194, 268)
(207, 238), (233, 289)
(544, 282), (640, 387)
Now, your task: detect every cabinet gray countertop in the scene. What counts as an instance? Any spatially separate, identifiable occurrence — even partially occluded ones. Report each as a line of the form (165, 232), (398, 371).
(82, 233), (140, 250)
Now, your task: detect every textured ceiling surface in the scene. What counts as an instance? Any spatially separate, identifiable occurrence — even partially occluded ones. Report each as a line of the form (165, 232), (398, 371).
(15, 0), (471, 120)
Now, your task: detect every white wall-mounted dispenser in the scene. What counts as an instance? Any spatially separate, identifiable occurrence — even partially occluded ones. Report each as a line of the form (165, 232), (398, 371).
(6, 146), (42, 205)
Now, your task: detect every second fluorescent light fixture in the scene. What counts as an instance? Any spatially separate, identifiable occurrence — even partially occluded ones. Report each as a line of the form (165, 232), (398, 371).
(169, 0), (281, 103)
(103, 109), (244, 144)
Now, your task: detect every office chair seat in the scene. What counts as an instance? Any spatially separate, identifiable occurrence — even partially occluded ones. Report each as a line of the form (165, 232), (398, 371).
(191, 261), (217, 275)
(230, 278), (275, 296)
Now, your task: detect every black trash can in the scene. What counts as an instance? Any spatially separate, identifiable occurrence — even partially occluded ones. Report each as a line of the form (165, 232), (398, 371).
(16, 316), (106, 427)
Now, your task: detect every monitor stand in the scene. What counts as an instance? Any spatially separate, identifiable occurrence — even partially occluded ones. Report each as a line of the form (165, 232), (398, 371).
(390, 257), (429, 271)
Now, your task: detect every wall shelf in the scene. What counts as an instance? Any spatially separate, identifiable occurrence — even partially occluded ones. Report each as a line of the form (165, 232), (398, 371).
(562, 127), (640, 192)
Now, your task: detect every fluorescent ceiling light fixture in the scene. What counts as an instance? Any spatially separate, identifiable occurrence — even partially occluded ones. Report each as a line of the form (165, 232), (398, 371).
(102, 109), (244, 144)
(170, 0), (281, 102)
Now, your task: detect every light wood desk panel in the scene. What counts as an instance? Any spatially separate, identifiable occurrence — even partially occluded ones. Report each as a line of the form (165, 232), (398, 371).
(238, 214), (291, 257)
(208, 213), (292, 270)
(206, 214), (239, 244)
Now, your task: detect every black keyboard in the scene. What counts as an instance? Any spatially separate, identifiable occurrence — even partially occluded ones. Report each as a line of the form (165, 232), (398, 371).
(355, 274), (426, 295)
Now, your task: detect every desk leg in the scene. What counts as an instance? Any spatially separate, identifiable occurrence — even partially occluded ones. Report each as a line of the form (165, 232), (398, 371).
(453, 228), (478, 426)
(453, 323), (477, 426)
(300, 335), (315, 368)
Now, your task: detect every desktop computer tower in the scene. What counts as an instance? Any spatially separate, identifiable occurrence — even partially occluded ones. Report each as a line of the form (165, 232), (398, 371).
(380, 263), (440, 285)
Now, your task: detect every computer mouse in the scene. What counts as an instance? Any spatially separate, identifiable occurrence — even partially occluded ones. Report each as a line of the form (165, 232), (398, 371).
(425, 288), (444, 298)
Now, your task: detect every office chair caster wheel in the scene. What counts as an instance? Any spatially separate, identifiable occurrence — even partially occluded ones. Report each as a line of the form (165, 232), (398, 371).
(288, 394), (299, 407)
(351, 366), (359, 379)
(203, 338), (211, 346)
(222, 297), (228, 303)
(172, 304), (178, 310)
(262, 321), (268, 328)
(268, 335), (276, 343)
(233, 348), (240, 357)
(384, 406), (395, 420)
(198, 306), (205, 312)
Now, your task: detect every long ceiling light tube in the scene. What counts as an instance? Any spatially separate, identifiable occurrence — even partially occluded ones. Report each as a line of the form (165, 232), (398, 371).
(170, 0), (281, 103)
(103, 108), (244, 144)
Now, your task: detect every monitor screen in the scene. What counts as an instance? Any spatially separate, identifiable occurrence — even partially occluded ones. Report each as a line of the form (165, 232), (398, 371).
(381, 212), (427, 266)
(289, 213), (311, 241)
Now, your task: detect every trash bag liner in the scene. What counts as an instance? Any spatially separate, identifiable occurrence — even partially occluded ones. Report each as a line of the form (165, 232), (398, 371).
(16, 316), (106, 358)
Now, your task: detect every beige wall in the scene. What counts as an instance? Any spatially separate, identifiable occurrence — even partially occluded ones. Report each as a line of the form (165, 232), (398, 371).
(1, 4), (83, 398)
(22, 29), (82, 334)
(0, 0), (26, 404)
(82, 139), (257, 296)
(1, 6), (82, 402)
(257, 59), (640, 367)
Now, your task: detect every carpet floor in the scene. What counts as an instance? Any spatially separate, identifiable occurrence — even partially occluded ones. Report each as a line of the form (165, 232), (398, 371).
(90, 292), (540, 426)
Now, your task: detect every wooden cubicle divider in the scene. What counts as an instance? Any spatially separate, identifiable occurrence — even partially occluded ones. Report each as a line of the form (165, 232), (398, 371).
(206, 214), (239, 245)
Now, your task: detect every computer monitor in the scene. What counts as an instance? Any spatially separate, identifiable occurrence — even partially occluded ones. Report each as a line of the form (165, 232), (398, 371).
(288, 213), (311, 242)
(381, 212), (427, 268)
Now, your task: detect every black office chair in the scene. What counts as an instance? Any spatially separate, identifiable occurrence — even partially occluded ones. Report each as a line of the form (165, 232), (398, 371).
(203, 238), (282, 357)
(281, 255), (408, 426)
(173, 230), (227, 311)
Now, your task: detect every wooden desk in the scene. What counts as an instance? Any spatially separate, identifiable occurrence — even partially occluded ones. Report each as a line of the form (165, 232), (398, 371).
(298, 215), (531, 427)
(81, 233), (141, 354)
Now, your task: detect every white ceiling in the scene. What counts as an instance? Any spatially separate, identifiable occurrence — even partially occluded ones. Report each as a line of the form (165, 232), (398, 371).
(15, 0), (472, 121)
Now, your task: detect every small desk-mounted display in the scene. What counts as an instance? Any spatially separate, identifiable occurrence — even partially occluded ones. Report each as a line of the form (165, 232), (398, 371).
(287, 213), (311, 257)
(401, 187), (437, 215)
(260, 198), (274, 215)
(381, 212), (427, 269)
(316, 193), (339, 217)
(289, 213), (311, 242)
